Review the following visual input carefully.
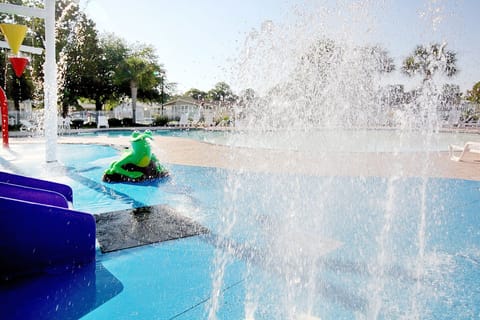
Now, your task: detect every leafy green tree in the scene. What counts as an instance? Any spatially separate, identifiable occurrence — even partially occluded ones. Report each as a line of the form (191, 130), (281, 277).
(207, 82), (235, 101)
(114, 44), (163, 123)
(239, 88), (256, 101)
(440, 84), (462, 108)
(298, 38), (342, 72)
(58, 12), (104, 113)
(184, 88), (207, 100)
(466, 81), (480, 105)
(159, 76), (176, 104)
(402, 43), (457, 83)
(86, 33), (130, 110)
(235, 88), (256, 110)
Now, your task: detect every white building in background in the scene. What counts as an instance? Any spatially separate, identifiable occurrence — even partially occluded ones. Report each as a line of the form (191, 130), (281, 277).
(162, 98), (205, 120)
(112, 102), (162, 124)
(112, 97), (222, 125)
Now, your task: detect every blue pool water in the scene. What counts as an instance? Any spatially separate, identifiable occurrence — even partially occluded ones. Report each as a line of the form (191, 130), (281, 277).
(1, 143), (480, 319)
(75, 129), (230, 146)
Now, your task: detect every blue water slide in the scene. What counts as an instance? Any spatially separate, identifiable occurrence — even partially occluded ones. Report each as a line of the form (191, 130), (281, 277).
(0, 172), (95, 280)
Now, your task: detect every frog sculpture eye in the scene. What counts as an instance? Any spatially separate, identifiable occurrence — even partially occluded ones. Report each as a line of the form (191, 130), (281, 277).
(131, 130), (141, 139)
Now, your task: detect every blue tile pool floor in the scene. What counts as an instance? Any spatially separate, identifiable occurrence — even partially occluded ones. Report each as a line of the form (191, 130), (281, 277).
(1, 143), (480, 319)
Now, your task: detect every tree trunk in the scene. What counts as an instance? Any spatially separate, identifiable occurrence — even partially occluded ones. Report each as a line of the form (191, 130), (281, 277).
(95, 99), (102, 111)
(13, 78), (20, 111)
(131, 81), (137, 124)
(62, 102), (68, 117)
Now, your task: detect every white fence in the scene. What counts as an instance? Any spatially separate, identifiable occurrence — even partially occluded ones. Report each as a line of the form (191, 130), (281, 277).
(3, 104), (236, 129)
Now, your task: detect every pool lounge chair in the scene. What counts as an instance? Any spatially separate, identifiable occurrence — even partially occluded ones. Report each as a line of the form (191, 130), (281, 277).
(449, 141), (480, 162)
(97, 115), (109, 128)
(58, 116), (71, 134)
(19, 119), (36, 132)
(464, 118), (480, 128)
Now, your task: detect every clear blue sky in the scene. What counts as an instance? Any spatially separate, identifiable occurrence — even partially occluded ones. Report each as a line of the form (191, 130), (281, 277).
(81, 0), (479, 94)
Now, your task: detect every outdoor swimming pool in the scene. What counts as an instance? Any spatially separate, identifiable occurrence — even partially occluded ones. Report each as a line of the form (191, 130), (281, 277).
(74, 128), (480, 153)
(1, 142), (479, 319)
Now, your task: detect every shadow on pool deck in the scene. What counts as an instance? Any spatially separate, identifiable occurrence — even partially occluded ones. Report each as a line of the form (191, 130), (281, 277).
(0, 262), (123, 320)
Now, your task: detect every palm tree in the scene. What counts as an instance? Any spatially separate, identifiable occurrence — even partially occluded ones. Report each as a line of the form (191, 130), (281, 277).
(114, 45), (162, 124)
(402, 43), (457, 83)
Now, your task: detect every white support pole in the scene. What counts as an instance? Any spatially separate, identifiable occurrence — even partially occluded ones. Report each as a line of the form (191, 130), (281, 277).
(44, 0), (57, 163)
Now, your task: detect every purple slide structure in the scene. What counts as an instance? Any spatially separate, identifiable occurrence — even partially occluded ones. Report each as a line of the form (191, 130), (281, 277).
(0, 172), (95, 280)
(0, 171), (73, 202)
(0, 182), (69, 208)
